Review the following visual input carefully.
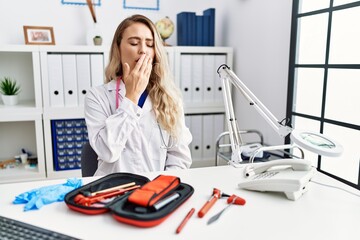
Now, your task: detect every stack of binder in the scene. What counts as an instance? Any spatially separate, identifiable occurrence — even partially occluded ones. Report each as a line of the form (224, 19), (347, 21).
(177, 8), (215, 46)
(185, 114), (225, 161)
(180, 53), (226, 104)
(47, 53), (104, 107)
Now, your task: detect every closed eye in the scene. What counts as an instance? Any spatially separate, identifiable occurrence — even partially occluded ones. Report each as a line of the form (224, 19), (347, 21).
(127, 37), (153, 47)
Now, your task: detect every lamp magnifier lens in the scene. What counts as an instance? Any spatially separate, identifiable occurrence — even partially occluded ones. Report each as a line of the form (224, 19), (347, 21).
(290, 130), (343, 157)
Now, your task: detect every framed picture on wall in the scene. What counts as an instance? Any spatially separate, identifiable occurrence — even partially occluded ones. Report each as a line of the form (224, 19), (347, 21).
(123, 0), (159, 10)
(60, 0), (101, 6)
(23, 26), (56, 45)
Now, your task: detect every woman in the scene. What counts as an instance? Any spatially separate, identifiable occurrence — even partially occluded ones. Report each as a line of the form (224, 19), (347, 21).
(84, 14), (192, 176)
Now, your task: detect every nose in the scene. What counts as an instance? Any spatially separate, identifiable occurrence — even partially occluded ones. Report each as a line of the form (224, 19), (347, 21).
(138, 42), (147, 55)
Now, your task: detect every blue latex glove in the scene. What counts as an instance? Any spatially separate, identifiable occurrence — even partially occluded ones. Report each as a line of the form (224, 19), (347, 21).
(13, 178), (82, 211)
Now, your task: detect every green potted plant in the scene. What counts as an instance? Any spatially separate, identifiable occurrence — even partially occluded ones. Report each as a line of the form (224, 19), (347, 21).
(0, 77), (21, 106)
(93, 35), (102, 46)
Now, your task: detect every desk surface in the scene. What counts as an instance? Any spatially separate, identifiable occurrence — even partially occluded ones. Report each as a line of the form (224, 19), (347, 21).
(0, 165), (359, 240)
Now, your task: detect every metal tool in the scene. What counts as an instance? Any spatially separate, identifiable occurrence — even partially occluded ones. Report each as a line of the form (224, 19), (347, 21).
(207, 194), (246, 225)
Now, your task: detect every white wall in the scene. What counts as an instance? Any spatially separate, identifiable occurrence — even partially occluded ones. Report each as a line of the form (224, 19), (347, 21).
(0, 0), (293, 146)
(225, 0), (293, 145)
(0, 0), (227, 46)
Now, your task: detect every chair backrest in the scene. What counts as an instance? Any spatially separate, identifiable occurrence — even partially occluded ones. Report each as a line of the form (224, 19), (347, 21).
(80, 142), (98, 177)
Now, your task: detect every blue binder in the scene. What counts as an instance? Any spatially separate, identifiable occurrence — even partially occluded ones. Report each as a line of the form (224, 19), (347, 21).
(202, 15), (210, 46)
(203, 8), (215, 46)
(177, 12), (188, 46)
(187, 12), (196, 46)
(195, 15), (203, 46)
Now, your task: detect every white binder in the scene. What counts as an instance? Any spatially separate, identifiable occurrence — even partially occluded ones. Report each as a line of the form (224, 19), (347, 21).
(62, 54), (78, 107)
(214, 54), (227, 102)
(214, 114), (225, 146)
(203, 54), (215, 102)
(202, 114), (215, 160)
(191, 54), (203, 102)
(90, 54), (104, 87)
(76, 54), (91, 106)
(180, 54), (192, 103)
(47, 54), (64, 107)
(190, 115), (203, 160)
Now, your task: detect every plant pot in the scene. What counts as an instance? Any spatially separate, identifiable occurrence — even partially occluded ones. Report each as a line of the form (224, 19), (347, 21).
(1, 95), (19, 106)
(93, 37), (102, 46)
(86, 23), (102, 45)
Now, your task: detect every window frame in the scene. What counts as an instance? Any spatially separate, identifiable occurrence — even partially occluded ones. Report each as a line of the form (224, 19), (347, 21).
(287, 0), (360, 190)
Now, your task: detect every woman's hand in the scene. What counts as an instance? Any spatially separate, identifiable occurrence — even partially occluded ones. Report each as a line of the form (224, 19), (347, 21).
(123, 53), (153, 104)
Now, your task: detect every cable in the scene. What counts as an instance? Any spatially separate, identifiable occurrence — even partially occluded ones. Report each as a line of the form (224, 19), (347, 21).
(310, 180), (360, 198)
(279, 117), (292, 128)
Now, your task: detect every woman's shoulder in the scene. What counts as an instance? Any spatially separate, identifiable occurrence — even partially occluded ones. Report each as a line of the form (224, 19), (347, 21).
(85, 80), (116, 103)
(89, 80), (116, 94)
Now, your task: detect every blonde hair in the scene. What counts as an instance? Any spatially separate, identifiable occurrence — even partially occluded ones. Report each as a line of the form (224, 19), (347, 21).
(105, 14), (183, 140)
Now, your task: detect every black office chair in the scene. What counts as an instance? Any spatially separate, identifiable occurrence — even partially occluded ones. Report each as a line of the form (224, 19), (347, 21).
(80, 142), (98, 177)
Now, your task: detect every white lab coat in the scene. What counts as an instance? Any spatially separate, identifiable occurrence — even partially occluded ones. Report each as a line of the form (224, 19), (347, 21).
(84, 79), (192, 176)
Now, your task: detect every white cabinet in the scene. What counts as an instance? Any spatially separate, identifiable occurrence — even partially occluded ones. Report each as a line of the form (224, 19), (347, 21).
(40, 46), (108, 180)
(0, 45), (232, 182)
(0, 46), (45, 183)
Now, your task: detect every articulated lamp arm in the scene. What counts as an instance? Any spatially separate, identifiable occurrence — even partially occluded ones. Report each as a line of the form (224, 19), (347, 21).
(217, 64), (343, 166)
(217, 64), (292, 165)
(218, 64), (293, 137)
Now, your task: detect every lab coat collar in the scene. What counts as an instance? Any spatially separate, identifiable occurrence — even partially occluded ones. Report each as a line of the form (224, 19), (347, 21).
(106, 79), (119, 91)
(106, 79), (152, 113)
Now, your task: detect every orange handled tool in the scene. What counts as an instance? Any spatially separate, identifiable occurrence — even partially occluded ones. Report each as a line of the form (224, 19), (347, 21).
(74, 185), (140, 206)
(198, 188), (221, 218)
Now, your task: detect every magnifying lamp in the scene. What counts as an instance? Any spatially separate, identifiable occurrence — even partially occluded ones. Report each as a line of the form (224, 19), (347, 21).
(217, 64), (343, 166)
(290, 129), (343, 157)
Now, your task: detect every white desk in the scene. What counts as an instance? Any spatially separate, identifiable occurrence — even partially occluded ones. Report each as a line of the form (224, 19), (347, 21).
(0, 165), (359, 240)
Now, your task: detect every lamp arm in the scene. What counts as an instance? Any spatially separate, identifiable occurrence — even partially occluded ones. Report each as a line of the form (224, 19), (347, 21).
(217, 64), (293, 165)
(221, 75), (243, 164)
(217, 64), (343, 163)
(218, 64), (293, 138)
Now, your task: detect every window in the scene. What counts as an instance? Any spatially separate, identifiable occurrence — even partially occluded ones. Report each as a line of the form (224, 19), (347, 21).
(288, 0), (360, 190)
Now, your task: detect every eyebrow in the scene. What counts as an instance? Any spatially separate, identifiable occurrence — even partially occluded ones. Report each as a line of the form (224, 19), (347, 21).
(127, 36), (153, 42)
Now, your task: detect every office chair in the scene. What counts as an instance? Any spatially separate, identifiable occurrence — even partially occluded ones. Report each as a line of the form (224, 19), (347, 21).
(80, 142), (98, 177)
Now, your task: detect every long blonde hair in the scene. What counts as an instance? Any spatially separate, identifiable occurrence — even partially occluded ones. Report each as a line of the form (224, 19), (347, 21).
(105, 14), (183, 140)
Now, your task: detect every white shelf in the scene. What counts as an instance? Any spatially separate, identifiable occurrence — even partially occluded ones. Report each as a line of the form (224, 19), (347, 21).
(0, 99), (36, 109)
(0, 45), (39, 52)
(0, 100), (42, 121)
(0, 47), (46, 183)
(46, 168), (82, 180)
(0, 164), (46, 184)
(43, 107), (85, 119)
(184, 102), (225, 114)
(0, 44), (109, 53)
(173, 46), (233, 53)
(40, 45), (108, 53)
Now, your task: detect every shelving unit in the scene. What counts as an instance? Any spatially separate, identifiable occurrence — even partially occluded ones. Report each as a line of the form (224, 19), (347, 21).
(0, 46), (45, 183)
(40, 45), (108, 179)
(0, 45), (233, 183)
